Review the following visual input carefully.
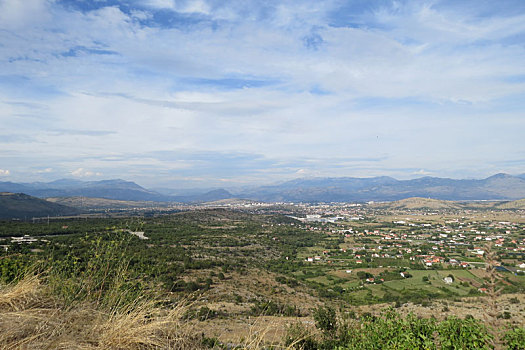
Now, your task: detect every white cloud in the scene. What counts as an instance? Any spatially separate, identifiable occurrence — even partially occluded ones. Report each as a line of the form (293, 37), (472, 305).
(0, 1), (524, 185)
(36, 168), (53, 173)
(413, 169), (433, 176)
(71, 168), (102, 178)
(0, 0), (51, 29)
(180, 0), (210, 15)
(0, 169), (10, 176)
(142, 0), (176, 10)
(142, 0), (210, 14)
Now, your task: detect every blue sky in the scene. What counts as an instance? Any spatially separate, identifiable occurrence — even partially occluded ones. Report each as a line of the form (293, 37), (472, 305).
(0, 0), (524, 188)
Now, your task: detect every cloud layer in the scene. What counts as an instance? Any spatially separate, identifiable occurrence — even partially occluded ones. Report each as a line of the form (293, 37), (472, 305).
(1, 0), (524, 187)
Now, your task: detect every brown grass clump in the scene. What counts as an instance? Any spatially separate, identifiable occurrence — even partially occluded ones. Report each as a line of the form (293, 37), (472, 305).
(95, 301), (201, 350)
(240, 316), (276, 349)
(0, 274), (43, 311)
(0, 277), (206, 349)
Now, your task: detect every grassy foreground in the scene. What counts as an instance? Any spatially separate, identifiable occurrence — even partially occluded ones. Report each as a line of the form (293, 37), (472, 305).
(0, 275), (203, 349)
(1, 268), (524, 349)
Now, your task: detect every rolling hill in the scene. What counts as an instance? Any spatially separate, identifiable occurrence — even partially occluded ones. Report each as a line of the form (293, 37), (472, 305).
(370, 197), (464, 210)
(45, 197), (167, 210)
(0, 192), (79, 219)
(494, 198), (525, 210)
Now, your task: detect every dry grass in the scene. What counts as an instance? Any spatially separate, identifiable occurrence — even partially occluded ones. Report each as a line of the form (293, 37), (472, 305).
(95, 301), (202, 350)
(202, 315), (315, 347)
(0, 274), (43, 311)
(0, 277), (206, 350)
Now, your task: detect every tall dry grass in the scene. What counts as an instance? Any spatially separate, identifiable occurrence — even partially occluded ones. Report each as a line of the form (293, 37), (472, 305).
(0, 274), (43, 311)
(0, 275), (206, 349)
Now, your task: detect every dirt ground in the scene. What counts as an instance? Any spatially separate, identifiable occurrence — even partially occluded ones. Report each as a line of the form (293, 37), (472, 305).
(198, 293), (525, 346)
(359, 293), (525, 324)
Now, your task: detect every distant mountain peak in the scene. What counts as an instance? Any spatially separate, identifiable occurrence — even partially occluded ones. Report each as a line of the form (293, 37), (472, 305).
(487, 173), (512, 179)
(48, 178), (84, 185)
(205, 189), (232, 196)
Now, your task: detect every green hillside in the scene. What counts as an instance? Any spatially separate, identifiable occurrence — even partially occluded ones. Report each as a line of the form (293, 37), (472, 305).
(0, 192), (79, 219)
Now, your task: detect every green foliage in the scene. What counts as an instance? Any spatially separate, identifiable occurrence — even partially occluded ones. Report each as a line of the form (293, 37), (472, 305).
(184, 306), (219, 321)
(287, 309), (496, 350)
(275, 275), (299, 287)
(45, 231), (145, 310)
(0, 256), (32, 284)
(314, 305), (338, 334)
(201, 336), (222, 348)
(509, 297), (520, 304)
(337, 311), (437, 350)
(504, 327), (525, 350)
(437, 316), (492, 350)
(250, 299), (301, 317)
(499, 311), (512, 319)
(356, 271), (373, 280)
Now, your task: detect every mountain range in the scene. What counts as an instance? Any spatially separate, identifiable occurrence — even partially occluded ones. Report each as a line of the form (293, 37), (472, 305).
(1, 173), (525, 203)
(0, 179), (167, 202)
(246, 173), (525, 202)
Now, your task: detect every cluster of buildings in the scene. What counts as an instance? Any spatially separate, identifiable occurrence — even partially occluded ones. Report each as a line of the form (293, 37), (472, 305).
(290, 204), (524, 271)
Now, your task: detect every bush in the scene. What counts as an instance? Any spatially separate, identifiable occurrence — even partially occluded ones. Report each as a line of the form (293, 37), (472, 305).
(250, 300), (300, 317)
(356, 271), (373, 280)
(313, 305), (337, 334)
(499, 311), (512, 320)
(504, 327), (525, 350)
(438, 316), (491, 350)
(305, 309), (494, 350)
(45, 232), (144, 310)
(0, 256), (31, 284)
(338, 311), (437, 349)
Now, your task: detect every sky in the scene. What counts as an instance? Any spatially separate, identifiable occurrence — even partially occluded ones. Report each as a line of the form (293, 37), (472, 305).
(0, 0), (524, 188)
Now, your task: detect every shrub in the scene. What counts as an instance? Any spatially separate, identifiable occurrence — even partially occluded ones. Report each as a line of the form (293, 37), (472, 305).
(503, 327), (525, 350)
(498, 311), (512, 320)
(306, 310), (495, 350)
(438, 316), (492, 350)
(509, 297), (519, 304)
(45, 232), (144, 310)
(313, 305), (337, 334)
(338, 311), (437, 350)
